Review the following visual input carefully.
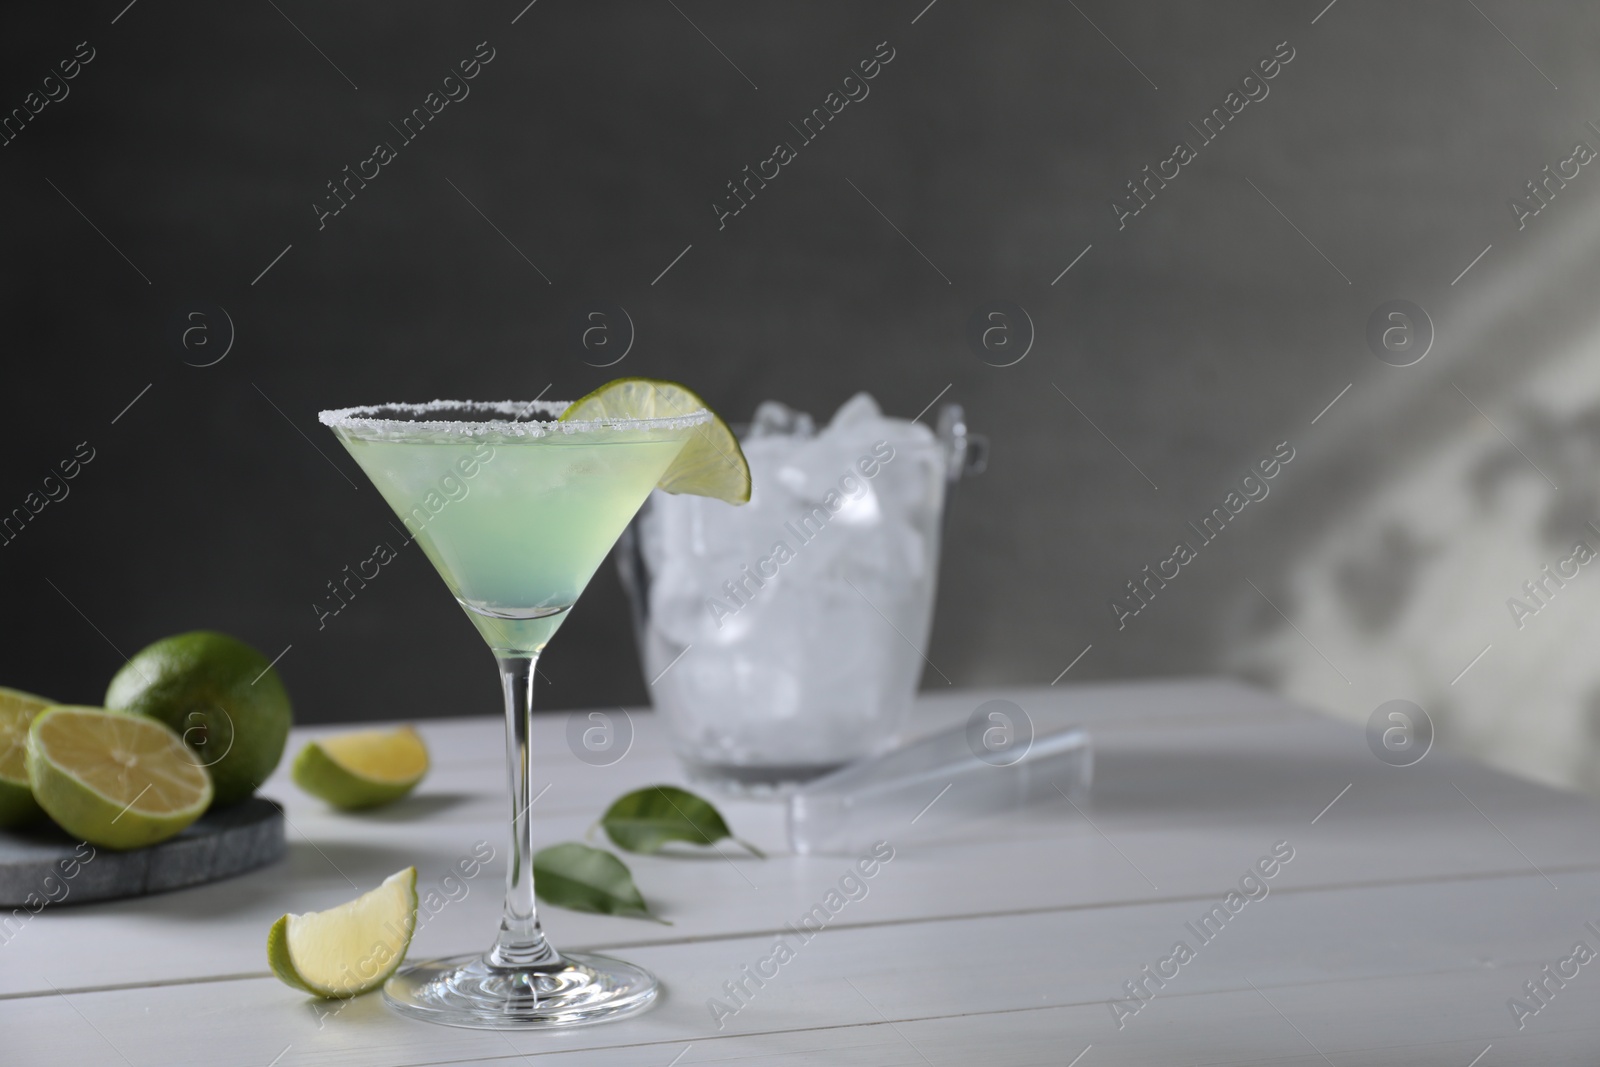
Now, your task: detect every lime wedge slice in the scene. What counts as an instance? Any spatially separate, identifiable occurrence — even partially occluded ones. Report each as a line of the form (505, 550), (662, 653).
(561, 378), (751, 504)
(291, 726), (429, 810)
(25, 706), (213, 849)
(267, 867), (419, 998)
(0, 687), (53, 828)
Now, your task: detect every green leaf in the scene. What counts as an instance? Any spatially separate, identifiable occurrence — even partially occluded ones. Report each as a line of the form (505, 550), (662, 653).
(600, 784), (765, 858)
(533, 842), (668, 923)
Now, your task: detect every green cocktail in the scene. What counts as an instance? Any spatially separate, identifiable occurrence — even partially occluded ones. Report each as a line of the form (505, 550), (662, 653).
(341, 418), (688, 653)
(320, 397), (713, 1029)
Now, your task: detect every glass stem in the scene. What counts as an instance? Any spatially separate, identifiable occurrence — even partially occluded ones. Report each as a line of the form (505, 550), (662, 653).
(489, 654), (560, 970)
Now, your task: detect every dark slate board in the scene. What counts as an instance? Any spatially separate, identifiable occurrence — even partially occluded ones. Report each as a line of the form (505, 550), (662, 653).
(0, 797), (285, 906)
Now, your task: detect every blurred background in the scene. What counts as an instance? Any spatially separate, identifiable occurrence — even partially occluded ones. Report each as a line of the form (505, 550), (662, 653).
(4, 1), (1600, 792)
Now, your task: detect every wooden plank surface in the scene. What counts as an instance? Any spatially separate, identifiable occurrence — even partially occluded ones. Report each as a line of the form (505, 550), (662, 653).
(3, 679), (1596, 1065)
(6, 873), (1598, 1064)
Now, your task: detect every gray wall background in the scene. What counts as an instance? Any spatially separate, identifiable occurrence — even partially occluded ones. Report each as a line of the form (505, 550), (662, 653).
(5, 2), (1600, 791)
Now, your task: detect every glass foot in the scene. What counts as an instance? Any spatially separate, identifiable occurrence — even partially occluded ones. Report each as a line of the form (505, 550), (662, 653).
(383, 951), (658, 1029)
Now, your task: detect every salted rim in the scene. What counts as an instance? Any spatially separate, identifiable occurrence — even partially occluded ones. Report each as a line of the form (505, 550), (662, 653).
(317, 399), (711, 439)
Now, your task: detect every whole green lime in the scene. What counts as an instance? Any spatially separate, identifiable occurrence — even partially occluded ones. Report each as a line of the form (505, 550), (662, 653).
(105, 631), (292, 807)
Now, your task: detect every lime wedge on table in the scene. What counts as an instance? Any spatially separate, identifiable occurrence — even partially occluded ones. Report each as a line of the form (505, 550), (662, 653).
(268, 867), (418, 998)
(561, 378), (751, 504)
(0, 687), (53, 827)
(291, 726), (429, 810)
(25, 706), (213, 849)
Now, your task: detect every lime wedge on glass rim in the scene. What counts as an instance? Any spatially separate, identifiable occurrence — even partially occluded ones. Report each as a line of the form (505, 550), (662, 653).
(25, 706), (213, 849)
(0, 687), (54, 827)
(267, 867), (419, 998)
(560, 378), (751, 504)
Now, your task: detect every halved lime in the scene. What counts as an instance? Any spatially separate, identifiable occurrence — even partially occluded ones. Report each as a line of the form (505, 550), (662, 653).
(0, 687), (53, 827)
(267, 867), (419, 998)
(25, 706), (213, 850)
(291, 726), (429, 810)
(561, 378), (751, 504)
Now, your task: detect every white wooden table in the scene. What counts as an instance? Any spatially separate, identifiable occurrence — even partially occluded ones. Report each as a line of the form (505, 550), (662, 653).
(5, 678), (1600, 1065)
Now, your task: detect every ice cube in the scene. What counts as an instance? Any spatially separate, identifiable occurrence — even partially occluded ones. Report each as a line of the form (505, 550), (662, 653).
(649, 555), (747, 647)
(749, 400), (815, 439)
(826, 391), (883, 430)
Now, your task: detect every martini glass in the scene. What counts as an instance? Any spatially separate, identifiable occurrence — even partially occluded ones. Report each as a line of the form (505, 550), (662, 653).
(319, 399), (708, 1029)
